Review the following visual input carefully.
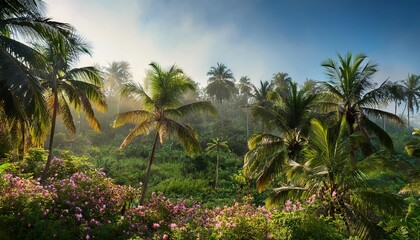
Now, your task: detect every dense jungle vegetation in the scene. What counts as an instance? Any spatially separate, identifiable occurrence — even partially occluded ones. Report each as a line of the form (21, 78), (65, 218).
(0, 1), (419, 239)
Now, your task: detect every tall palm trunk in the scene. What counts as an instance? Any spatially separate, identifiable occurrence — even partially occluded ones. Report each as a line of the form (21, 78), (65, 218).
(41, 82), (58, 184)
(407, 107), (410, 128)
(215, 152), (219, 188)
(140, 131), (160, 204)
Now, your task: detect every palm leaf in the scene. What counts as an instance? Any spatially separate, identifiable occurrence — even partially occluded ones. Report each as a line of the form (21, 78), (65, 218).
(119, 120), (155, 150)
(58, 95), (75, 134)
(165, 101), (217, 119)
(266, 185), (308, 208)
(113, 110), (153, 128)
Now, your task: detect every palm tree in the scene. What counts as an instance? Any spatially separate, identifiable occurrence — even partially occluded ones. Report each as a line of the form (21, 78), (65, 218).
(387, 81), (405, 115)
(206, 138), (230, 188)
(320, 52), (402, 158)
(39, 34), (107, 183)
(272, 72), (292, 93)
(270, 118), (404, 239)
(205, 63), (236, 105)
(244, 82), (317, 192)
(401, 74), (420, 127)
(0, 0), (73, 155)
(251, 80), (273, 107)
(103, 61), (133, 113)
(113, 62), (216, 204)
(238, 76), (253, 98)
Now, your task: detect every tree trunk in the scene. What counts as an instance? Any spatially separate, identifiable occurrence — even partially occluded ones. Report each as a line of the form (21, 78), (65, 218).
(408, 108), (410, 128)
(140, 131), (160, 204)
(394, 100), (397, 115)
(215, 153), (219, 188)
(41, 87), (59, 184)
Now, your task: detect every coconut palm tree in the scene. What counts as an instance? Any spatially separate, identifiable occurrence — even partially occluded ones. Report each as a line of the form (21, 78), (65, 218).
(0, 0), (73, 155)
(206, 138), (230, 188)
(387, 81), (405, 115)
(39, 34), (107, 183)
(401, 74), (420, 127)
(270, 118), (405, 239)
(238, 76), (252, 98)
(272, 72), (292, 93)
(205, 62), (236, 105)
(244, 82), (317, 192)
(113, 62), (216, 204)
(251, 80), (273, 107)
(320, 52), (402, 158)
(103, 61), (133, 113)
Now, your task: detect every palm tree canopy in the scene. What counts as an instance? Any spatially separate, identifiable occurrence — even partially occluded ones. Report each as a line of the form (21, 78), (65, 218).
(103, 61), (133, 97)
(320, 52), (403, 151)
(272, 72), (292, 92)
(206, 138), (230, 153)
(270, 118), (405, 239)
(205, 62), (237, 102)
(238, 76), (253, 96)
(114, 62), (217, 155)
(0, 0), (73, 132)
(245, 82), (317, 193)
(251, 80), (273, 106)
(37, 33), (107, 134)
(402, 74), (420, 114)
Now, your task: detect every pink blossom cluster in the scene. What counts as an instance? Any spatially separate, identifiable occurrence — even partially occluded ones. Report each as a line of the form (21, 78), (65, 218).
(0, 170), (322, 239)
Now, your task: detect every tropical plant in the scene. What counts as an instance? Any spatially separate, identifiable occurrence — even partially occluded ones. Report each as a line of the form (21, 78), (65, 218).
(250, 80), (273, 107)
(205, 62), (236, 105)
(103, 61), (133, 113)
(237, 76), (252, 99)
(272, 72), (292, 93)
(244, 82), (317, 192)
(38, 34), (107, 183)
(401, 74), (420, 127)
(320, 52), (402, 158)
(206, 138), (230, 188)
(404, 128), (420, 158)
(113, 62), (216, 204)
(0, 0), (73, 156)
(387, 81), (405, 115)
(270, 118), (405, 239)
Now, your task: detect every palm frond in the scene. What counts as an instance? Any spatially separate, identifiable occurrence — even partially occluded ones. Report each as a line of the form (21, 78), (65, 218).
(159, 118), (201, 156)
(399, 181), (420, 195)
(266, 185), (308, 208)
(352, 190), (405, 216)
(362, 107), (404, 125)
(58, 95), (75, 134)
(166, 101), (217, 119)
(113, 110), (153, 128)
(119, 120), (155, 150)
(66, 66), (103, 86)
(360, 115), (394, 150)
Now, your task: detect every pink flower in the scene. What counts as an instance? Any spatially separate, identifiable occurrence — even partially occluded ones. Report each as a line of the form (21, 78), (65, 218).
(170, 223), (177, 230)
(153, 223), (160, 229)
(332, 191), (337, 197)
(75, 213), (83, 221)
(86, 234), (90, 240)
(162, 234), (169, 240)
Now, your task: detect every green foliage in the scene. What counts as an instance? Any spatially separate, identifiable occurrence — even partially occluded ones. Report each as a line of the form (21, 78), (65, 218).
(269, 209), (348, 240)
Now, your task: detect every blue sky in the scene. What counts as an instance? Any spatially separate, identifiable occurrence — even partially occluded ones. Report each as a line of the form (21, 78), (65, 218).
(45, 0), (420, 90)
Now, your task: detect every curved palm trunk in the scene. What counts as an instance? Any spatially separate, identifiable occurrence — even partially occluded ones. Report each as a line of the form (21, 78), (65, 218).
(41, 87), (58, 184)
(140, 131), (160, 204)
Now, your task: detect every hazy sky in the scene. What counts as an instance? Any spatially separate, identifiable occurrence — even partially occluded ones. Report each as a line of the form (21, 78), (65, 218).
(45, 0), (420, 90)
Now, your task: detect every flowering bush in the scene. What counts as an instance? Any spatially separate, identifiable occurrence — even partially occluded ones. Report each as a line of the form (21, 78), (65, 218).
(0, 156), (349, 239)
(0, 170), (138, 239)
